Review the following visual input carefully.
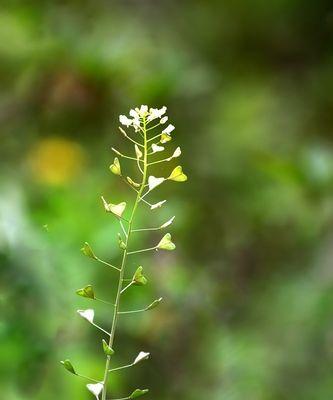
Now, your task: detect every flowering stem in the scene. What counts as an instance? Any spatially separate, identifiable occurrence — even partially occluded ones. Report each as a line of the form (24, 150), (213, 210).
(101, 117), (149, 400)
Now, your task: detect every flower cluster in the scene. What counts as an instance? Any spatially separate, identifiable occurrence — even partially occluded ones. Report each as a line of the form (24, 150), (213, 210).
(119, 105), (174, 138)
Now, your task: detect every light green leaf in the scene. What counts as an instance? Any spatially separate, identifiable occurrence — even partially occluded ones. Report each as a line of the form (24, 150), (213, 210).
(146, 297), (163, 310)
(168, 166), (187, 182)
(76, 285), (95, 300)
(60, 359), (76, 375)
(130, 389), (149, 399)
(101, 197), (126, 218)
(109, 157), (121, 176)
(157, 233), (176, 250)
(102, 339), (115, 356)
(81, 242), (97, 259)
(133, 266), (147, 286)
(160, 133), (172, 144)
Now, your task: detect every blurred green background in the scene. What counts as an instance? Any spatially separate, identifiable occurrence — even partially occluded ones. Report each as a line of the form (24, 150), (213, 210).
(1, 1), (333, 399)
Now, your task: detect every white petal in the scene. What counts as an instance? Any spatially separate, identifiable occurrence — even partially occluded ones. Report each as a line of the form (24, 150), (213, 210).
(119, 115), (132, 127)
(132, 118), (141, 132)
(162, 124), (175, 135)
(133, 351), (150, 365)
(148, 176), (165, 191)
(151, 144), (164, 153)
(150, 200), (167, 210)
(77, 309), (94, 323)
(86, 383), (104, 399)
(139, 105), (148, 116)
(129, 109), (139, 119)
(160, 116), (168, 124)
(147, 106), (167, 122)
(160, 216), (175, 229)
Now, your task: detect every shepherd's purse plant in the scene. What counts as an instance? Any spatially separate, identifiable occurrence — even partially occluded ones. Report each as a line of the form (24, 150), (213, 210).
(61, 105), (187, 400)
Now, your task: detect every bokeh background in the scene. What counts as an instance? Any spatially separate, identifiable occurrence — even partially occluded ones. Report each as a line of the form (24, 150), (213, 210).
(1, 1), (333, 399)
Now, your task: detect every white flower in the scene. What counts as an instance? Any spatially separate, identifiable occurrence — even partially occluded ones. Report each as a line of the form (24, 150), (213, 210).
(119, 115), (132, 127)
(86, 383), (104, 399)
(129, 109), (139, 119)
(139, 105), (148, 116)
(147, 106), (167, 122)
(77, 309), (95, 324)
(160, 116), (168, 124)
(132, 118), (141, 132)
(162, 124), (175, 135)
(133, 105), (148, 118)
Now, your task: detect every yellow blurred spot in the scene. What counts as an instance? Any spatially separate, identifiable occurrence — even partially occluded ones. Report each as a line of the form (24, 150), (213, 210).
(28, 137), (85, 185)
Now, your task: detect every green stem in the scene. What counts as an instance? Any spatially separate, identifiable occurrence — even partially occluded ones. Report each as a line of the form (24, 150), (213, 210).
(76, 373), (100, 383)
(131, 227), (160, 232)
(148, 158), (171, 165)
(117, 308), (146, 315)
(127, 246), (157, 255)
(95, 257), (120, 272)
(120, 281), (134, 294)
(108, 363), (133, 373)
(101, 117), (149, 400)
